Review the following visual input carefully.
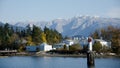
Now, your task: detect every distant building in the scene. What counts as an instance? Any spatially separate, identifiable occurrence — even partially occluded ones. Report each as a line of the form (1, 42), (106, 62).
(79, 39), (88, 47)
(26, 43), (52, 52)
(53, 43), (65, 49)
(72, 35), (85, 40)
(62, 40), (74, 46)
(26, 45), (37, 52)
(72, 35), (89, 47)
(52, 39), (76, 50)
(94, 39), (111, 47)
(39, 43), (52, 51)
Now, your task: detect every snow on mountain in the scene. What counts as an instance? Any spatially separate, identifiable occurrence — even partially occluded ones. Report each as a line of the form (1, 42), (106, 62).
(50, 19), (68, 33)
(0, 22), (4, 26)
(14, 16), (120, 37)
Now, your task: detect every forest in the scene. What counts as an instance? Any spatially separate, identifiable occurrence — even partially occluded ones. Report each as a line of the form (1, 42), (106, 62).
(0, 23), (120, 54)
(0, 23), (63, 51)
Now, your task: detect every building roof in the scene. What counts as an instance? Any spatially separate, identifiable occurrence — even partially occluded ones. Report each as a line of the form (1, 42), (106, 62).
(40, 42), (51, 46)
(54, 43), (65, 45)
(94, 39), (107, 42)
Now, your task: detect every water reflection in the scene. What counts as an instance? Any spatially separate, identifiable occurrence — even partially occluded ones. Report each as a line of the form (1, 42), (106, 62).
(0, 56), (120, 68)
(87, 65), (95, 68)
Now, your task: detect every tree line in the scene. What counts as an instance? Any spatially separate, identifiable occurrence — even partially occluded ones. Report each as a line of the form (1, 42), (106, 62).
(91, 26), (120, 54)
(0, 23), (63, 50)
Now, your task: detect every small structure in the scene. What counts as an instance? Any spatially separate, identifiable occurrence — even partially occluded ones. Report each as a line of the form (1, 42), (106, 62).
(94, 39), (111, 47)
(62, 40), (74, 46)
(26, 46), (37, 52)
(39, 43), (52, 51)
(72, 35), (85, 40)
(53, 43), (65, 49)
(26, 43), (52, 52)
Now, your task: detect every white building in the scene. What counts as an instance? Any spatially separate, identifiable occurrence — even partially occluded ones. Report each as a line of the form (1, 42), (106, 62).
(72, 35), (85, 40)
(52, 40), (75, 50)
(94, 39), (111, 47)
(53, 43), (65, 49)
(26, 43), (52, 52)
(62, 40), (74, 46)
(39, 43), (52, 51)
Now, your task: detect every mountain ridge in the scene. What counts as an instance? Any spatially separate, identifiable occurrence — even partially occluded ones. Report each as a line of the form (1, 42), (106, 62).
(1, 16), (120, 36)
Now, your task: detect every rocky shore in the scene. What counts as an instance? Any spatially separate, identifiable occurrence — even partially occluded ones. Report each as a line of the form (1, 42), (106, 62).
(1, 51), (120, 58)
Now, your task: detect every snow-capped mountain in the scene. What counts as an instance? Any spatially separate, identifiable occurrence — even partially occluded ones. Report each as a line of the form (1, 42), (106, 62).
(0, 22), (4, 26)
(14, 16), (120, 36)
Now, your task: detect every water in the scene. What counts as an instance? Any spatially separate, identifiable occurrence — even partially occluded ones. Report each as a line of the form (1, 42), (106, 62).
(0, 56), (120, 68)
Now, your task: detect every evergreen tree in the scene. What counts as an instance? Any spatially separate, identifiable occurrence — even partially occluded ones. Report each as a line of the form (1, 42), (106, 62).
(91, 30), (99, 39)
(41, 32), (47, 43)
(63, 45), (67, 50)
(32, 25), (42, 45)
(26, 24), (32, 36)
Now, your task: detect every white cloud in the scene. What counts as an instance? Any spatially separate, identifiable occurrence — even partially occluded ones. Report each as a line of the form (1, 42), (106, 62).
(107, 8), (120, 18)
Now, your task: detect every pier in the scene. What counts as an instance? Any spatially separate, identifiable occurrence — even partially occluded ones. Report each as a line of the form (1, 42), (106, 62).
(0, 50), (17, 56)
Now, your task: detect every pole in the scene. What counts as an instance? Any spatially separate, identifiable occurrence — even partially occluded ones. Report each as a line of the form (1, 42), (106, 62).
(87, 37), (95, 66)
(87, 51), (94, 66)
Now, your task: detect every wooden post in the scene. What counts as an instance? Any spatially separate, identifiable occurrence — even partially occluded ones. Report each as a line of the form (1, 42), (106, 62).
(87, 51), (94, 66)
(87, 37), (95, 66)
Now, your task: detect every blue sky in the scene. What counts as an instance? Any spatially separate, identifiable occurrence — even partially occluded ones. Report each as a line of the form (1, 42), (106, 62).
(0, 0), (120, 24)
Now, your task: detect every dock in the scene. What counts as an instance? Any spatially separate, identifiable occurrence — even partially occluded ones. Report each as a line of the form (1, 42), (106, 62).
(0, 50), (17, 56)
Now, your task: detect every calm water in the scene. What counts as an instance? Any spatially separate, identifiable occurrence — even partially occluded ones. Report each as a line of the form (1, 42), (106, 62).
(0, 56), (120, 68)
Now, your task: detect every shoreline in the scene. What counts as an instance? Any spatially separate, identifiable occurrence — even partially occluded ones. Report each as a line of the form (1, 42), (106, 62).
(33, 54), (120, 58)
(1, 52), (120, 58)
(1, 55), (120, 58)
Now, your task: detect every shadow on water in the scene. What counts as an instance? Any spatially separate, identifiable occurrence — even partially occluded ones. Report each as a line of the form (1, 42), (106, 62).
(87, 65), (95, 68)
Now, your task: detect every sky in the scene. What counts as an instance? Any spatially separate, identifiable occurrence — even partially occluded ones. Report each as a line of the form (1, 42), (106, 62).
(0, 0), (120, 24)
